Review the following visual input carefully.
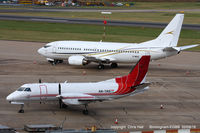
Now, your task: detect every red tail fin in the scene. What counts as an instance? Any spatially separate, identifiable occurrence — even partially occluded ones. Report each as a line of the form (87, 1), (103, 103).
(114, 56), (150, 95)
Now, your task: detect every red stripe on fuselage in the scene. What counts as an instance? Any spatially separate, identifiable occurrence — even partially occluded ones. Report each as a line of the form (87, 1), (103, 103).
(30, 94), (57, 97)
(29, 93), (121, 99)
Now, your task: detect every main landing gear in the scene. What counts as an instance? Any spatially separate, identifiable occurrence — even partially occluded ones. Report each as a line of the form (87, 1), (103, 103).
(82, 104), (89, 115)
(111, 63), (118, 68)
(18, 104), (24, 113)
(61, 104), (68, 108)
(48, 60), (63, 65)
(98, 64), (105, 69)
(98, 63), (118, 69)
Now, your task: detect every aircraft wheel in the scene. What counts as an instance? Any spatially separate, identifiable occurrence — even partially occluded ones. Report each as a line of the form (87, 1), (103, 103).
(18, 109), (24, 113)
(48, 61), (54, 65)
(58, 60), (63, 63)
(49, 60), (60, 65)
(53, 60), (59, 65)
(48, 61), (56, 65)
(82, 110), (89, 115)
(62, 104), (68, 108)
(98, 64), (104, 69)
(111, 63), (118, 68)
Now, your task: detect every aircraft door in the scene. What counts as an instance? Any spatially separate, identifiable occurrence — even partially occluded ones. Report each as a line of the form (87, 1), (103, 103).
(39, 85), (48, 100)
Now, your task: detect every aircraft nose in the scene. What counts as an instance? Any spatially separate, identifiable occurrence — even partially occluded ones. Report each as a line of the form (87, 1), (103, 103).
(37, 48), (46, 56)
(6, 94), (13, 101)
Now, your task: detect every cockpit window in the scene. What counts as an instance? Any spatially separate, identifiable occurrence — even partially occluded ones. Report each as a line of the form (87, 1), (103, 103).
(24, 88), (31, 92)
(17, 87), (25, 91)
(44, 45), (51, 48)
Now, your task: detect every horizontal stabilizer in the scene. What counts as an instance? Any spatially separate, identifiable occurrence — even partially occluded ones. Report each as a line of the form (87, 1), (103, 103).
(178, 44), (199, 50)
(129, 86), (149, 96)
(131, 82), (151, 90)
(163, 47), (180, 52)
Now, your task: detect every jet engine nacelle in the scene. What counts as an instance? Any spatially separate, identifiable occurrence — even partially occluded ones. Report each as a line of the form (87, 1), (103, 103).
(68, 55), (88, 65)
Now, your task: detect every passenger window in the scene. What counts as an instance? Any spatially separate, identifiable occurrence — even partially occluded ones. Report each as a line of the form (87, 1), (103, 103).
(24, 88), (31, 92)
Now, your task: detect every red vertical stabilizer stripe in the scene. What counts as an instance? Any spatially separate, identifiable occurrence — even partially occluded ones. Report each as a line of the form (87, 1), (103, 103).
(114, 56), (150, 95)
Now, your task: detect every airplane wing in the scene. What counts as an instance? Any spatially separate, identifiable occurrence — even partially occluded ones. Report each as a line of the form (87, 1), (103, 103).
(82, 45), (132, 63)
(58, 93), (107, 105)
(84, 53), (116, 63)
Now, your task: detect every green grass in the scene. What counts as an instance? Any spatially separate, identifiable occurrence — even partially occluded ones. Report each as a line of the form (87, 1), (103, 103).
(0, 20), (199, 51)
(133, 2), (200, 9)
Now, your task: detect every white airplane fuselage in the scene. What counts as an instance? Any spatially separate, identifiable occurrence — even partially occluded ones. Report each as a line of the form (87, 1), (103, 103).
(7, 81), (123, 105)
(38, 41), (177, 63)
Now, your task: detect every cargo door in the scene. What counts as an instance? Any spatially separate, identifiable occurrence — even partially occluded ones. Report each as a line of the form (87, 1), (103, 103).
(39, 85), (48, 100)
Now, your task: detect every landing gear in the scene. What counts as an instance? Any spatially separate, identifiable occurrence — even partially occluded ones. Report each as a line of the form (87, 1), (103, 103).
(82, 104), (89, 115)
(58, 60), (63, 63)
(61, 103), (68, 108)
(48, 60), (57, 65)
(48, 60), (63, 65)
(98, 64), (105, 69)
(18, 104), (24, 113)
(111, 63), (118, 68)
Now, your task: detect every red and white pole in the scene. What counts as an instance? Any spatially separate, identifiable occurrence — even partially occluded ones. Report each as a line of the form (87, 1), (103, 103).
(103, 16), (107, 40)
(101, 12), (111, 41)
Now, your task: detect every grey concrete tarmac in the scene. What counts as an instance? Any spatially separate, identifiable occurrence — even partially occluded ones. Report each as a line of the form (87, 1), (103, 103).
(1, 14), (200, 30)
(0, 40), (200, 132)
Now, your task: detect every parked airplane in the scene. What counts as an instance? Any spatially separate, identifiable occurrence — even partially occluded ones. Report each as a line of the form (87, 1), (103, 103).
(7, 56), (150, 114)
(37, 14), (198, 69)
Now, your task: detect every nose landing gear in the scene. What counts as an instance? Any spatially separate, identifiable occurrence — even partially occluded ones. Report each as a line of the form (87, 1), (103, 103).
(82, 104), (89, 115)
(48, 59), (63, 65)
(18, 104), (24, 113)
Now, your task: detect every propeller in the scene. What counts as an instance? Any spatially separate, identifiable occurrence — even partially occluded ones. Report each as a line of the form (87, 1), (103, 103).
(39, 78), (42, 104)
(58, 83), (62, 108)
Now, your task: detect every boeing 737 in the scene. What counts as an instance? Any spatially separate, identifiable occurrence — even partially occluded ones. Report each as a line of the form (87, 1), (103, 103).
(7, 56), (150, 114)
(38, 14), (198, 69)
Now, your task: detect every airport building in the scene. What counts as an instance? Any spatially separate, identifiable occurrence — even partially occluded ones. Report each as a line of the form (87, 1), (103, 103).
(1, 0), (199, 5)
